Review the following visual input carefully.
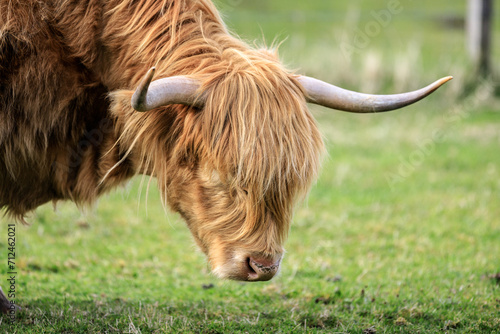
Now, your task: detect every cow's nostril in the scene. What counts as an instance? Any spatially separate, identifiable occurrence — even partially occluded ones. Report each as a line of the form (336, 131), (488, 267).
(245, 257), (260, 280)
(245, 257), (253, 272)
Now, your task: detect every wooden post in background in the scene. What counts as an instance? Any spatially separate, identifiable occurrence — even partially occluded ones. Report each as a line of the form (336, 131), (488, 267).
(466, 0), (493, 77)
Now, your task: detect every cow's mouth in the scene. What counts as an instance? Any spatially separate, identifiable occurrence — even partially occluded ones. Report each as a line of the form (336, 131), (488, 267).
(213, 254), (282, 282)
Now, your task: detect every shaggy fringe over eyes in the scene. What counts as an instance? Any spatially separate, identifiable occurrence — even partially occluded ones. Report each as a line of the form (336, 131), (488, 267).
(197, 51), (324, 242)
(112, 48), (325, 247)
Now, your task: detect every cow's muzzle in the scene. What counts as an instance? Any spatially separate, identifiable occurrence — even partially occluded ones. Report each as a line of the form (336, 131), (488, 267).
(245, 255), (281, 281)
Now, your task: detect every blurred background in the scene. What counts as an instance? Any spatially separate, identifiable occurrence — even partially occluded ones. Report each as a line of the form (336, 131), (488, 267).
(216, 0), (499, 99)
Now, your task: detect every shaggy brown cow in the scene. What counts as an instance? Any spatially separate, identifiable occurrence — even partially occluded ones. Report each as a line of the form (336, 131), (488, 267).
(0, 0), (450, 312)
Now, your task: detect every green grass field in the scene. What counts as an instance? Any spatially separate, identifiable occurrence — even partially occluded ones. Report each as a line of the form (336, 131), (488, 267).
(2, 0), (500, 333)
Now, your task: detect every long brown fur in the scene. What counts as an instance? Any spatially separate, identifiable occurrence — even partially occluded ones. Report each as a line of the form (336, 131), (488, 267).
(0, 0), (324, 279)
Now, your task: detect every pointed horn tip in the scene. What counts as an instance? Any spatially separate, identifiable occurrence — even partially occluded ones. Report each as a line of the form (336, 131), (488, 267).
(438, 76), (453, 85)
(146, 67), (156, 81)
(131, 67), (157, 112)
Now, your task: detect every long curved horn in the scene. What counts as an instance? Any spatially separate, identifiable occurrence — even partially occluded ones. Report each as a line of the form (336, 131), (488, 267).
(131, 67), (204, 111)
(298, 76), (453, 113)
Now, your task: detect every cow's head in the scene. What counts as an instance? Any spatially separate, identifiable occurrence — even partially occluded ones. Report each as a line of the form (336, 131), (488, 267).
(123, 50), (451, 282)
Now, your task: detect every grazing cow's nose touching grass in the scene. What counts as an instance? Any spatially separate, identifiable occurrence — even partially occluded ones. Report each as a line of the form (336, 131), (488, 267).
(245, 255), (281, 281)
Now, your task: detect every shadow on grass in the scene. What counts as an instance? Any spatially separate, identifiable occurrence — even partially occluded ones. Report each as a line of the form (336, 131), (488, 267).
(3, 293), (500, 334)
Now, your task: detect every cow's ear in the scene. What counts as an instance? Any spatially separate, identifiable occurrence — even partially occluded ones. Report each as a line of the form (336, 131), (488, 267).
(108, 89), (134, 116)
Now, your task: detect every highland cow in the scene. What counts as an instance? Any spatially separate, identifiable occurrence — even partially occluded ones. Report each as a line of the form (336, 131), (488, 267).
(0, 0), (451, 312)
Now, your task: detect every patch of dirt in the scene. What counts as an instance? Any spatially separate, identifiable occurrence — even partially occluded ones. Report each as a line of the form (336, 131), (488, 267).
(314, 296), (335, 305)
(202, 283), (214, 290)
(363, 327), (377, 334)
(489, 273), (500, 284)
